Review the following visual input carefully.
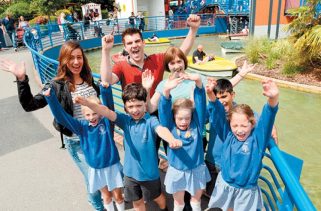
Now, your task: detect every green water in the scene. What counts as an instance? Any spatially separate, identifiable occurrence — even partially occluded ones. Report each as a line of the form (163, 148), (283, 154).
(86, 36), (321, 208)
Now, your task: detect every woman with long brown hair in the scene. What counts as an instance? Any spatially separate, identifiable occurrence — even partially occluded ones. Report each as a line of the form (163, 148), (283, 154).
(0, 40), (123, 211)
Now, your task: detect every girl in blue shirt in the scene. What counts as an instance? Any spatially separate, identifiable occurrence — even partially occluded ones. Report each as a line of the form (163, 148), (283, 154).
(156, 72), (211, 211)
(43, 84), (124, 211)
(206, 79), (279, 211)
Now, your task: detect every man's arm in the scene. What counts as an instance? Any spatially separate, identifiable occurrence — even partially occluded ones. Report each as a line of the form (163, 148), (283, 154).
(100, 34), (119, 84)
(179, 14), (201, 55)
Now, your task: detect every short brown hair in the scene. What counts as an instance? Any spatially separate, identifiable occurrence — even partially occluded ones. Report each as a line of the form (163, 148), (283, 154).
(121, 28), (143, 44)
(122, 83), (147, 103)
(227, 104), (256, 125)
(172, 98), (194, 116)
(164, 47), (188, 72)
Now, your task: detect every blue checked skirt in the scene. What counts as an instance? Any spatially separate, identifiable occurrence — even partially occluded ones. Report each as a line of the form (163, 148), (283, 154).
(208, 172), (264, 211)
(164, 163), (210, 196)
(88, 162), (124, 193)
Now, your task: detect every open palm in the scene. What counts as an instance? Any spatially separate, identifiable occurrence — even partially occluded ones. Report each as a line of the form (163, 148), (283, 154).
(0, 59), (26, 80)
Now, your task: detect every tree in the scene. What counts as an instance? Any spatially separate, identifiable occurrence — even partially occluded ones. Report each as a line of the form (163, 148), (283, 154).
(29, 0), (65, 17)
(286, 0), (321, 64)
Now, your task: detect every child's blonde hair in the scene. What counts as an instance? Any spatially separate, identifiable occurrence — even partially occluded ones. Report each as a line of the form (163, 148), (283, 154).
(227, 104), (256, 125)
(81, 96), (101, 113)
(172, 98), (194, 116)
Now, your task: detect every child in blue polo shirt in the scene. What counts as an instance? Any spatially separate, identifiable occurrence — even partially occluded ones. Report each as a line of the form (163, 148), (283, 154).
(206, 79), (279, 210)
(75, 82), (182, 211)
(43, 84), (124, 211)
(157, 73), (210, 211)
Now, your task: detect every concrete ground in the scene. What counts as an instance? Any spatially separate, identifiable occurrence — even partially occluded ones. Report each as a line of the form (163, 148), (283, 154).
(0, 48), (211, 211)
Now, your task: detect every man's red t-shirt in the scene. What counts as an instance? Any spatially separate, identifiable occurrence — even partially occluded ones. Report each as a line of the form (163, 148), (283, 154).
(112, 53), (165, 97)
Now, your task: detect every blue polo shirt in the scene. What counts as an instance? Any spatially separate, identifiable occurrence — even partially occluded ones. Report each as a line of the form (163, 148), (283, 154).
(45, 89), (120, 169)
(115, 112), (160, 181)
(158, 86), (206, 170)
(207, 99), (278, 188)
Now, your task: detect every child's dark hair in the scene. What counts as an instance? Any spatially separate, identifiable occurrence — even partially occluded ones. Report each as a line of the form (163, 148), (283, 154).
(214, 79), (234, 95)
(121, 28), (143, 44)
(122, 83), (147, 103)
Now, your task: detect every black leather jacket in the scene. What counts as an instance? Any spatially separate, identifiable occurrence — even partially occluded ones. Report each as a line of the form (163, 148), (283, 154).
(17, 75), (100, 136)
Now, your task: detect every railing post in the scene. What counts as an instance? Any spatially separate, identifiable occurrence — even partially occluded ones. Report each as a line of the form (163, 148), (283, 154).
(268, 140), (316, 210)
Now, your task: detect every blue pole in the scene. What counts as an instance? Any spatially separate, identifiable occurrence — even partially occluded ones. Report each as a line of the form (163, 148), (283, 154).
(267, 0), (273, 39)
(275, 0), (282, 39)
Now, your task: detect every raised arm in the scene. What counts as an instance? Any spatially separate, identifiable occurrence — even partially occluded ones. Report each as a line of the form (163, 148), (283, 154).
(179, 14), (201, 55)
(155, 126), (182, 149)
(0, 59), (47, 111)
(141, 69), (155, 113)
(44, 87), (82, 135)
(229, 61), (256, 87)
(75, 95), (117, 122)
(100, 34), (119, 84)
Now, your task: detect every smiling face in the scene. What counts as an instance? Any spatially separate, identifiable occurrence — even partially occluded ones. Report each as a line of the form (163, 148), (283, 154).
(66, 48), (84, 77)
(230, 112), (254, 141)
(124, 99), (147, 120)
(168, 56), (186, 78)
(174, 108), (192, 131)
(82, 106), (101, 127)
(123, 33), (145, 63)
(216, 90), (235, 112)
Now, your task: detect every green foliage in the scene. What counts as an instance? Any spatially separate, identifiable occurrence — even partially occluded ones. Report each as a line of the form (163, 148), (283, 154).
(282, 61), (304, 75)
(55, 9), (72, 17)
(29, 15), (49, 25)
(244, 37), (271, 64)
(285, 0), (321, 64)
(2, 2), (31, 20)
(30, 0), (65, 16)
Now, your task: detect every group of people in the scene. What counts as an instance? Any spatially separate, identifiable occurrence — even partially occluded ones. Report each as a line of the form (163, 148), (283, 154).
(0, 14), (279, 211)
(128, 12), (145, 32)
(0, 14), (28, 50)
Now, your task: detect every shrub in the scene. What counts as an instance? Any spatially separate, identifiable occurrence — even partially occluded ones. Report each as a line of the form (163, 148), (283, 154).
(3, 2), (31, 20)
(29, 15), (49, 25)
(55, 9), (71, 17)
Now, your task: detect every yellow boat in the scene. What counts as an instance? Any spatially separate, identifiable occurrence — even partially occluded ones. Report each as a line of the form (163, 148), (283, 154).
(144, 38), (171, 45)
(187, 56), (237, 77)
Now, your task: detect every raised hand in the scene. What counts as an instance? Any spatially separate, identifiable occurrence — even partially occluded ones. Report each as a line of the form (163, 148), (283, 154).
(181, 72), (201, 82)
(142, 69), (154, 92)
(262, 79), (279, 99)
(164, 76), (184, 92)
(101, 33), (114, 51)
(186, 14), (201, 31)
(205, 77), (217, 94)
(74, 96), (88, 106)
(0, 59), (26, 81)
(169, 139), (183, 149)
(238, 60), (257, 77)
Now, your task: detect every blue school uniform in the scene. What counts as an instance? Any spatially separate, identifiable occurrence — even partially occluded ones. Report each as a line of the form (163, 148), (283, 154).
(45, 87), (123, 192)
(159, 86), (210, 195)
(114, 111), (160, 181)
(207, 99), (278, 209)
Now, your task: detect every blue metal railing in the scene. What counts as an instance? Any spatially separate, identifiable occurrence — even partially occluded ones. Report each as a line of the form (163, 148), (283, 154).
(23, 19), (316, 210)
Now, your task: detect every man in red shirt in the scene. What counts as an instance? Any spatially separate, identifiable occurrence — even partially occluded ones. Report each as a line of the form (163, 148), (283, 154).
(100, 14), (201, 96)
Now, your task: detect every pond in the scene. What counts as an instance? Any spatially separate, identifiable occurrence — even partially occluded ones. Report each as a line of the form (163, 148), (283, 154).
(85, 35), (321, 208)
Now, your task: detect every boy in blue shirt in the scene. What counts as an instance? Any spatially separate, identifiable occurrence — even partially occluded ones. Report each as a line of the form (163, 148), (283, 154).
(76, 82), (182, 211)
